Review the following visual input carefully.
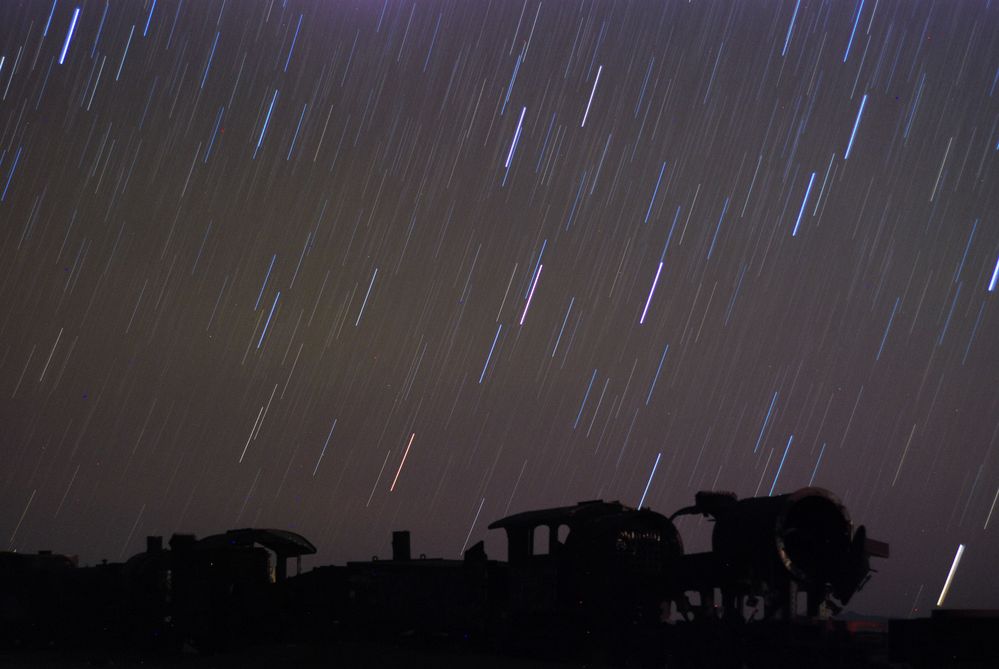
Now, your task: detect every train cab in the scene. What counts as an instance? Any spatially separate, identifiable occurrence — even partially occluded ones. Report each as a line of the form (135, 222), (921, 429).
(489, 499), (684, 642)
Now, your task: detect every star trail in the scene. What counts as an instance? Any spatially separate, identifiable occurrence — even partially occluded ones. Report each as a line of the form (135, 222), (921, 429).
(1, 0), (998, 619)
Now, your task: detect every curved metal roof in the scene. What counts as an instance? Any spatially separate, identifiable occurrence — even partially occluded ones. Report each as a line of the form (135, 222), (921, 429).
(197, 528), (316, 557)
(488, 500), (631, 530)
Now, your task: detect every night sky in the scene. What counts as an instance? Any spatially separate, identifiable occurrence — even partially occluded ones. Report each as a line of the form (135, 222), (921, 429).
(2, 0), (998, 618)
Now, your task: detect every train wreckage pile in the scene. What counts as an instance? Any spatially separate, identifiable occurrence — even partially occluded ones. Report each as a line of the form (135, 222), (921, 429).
(5, 486), (987, 667)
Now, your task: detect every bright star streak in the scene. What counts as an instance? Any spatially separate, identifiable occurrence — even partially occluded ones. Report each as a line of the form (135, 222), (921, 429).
(706, 196), (729, 259)
(573, 369), (598, 429)
(257, 291), (280, 348)
(936, 544), (965, 606)
(645, 343), (669, 405)
(239, 406), (264, 463)
(792, 172), (816, 236)
(754, 391), (778, 453)
(845, 94), (868, 160)
(782, 0), (801, 56)
(769, 435), (793, 496)
(288, 102), (308, 160)
(91, 1), (109, 57)
(284, 14), (303, 72)
(551, 297), (574, 357)
(204, 106), (225, 162)
(808, 443), (826, 486)
(639, 262), (663, 324)
(254, 255), (276, 310)
(254, 89), (279, 159)
(988, 254), (999, 292)
(200, 31), (220, 88)
(505, 106), (526, 168)
(661, 206), (681, 259)
(355, 267), (378, 326)
(143, 0), (157, 37)
(519, 264), (542, 325)
(843, 0), (865, 62)
(524, 239), (546, 298)
(44, 1), (57, 37)
(644, 161), (666, 223)
(116, 25), (134, 80)
(458, 497), (486, 557)
(1, 146), (22, 201)
(389, 433), (415, 491)
(366, 451), (391, 507)
(638, 452), (662, 508)
(501, 51), (523, 115)
(876, 297), (900, 360)
(581, 65), (602, 128)
(313, 418), (337, 476)
(479, 324), (502, 383)
(984, 486), (999, 529)
(59, 7), (81, 65)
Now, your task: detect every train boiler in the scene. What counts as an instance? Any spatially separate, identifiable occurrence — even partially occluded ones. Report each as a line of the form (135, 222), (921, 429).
(669, 487), (889, 622)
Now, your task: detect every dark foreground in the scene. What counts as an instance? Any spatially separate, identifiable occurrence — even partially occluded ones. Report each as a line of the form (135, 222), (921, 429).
(0, 643), (616, 669)
(1, 623), (997, 669)
(3, 493), (995, 667)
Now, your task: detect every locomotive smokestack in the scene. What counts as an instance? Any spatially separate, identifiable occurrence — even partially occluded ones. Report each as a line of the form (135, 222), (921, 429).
(392, 530), (411, 561)
(169, 533), (196, 552)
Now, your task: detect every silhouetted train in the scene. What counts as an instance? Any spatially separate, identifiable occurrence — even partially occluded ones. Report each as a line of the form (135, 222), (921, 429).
(0, 487), (896, 665)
